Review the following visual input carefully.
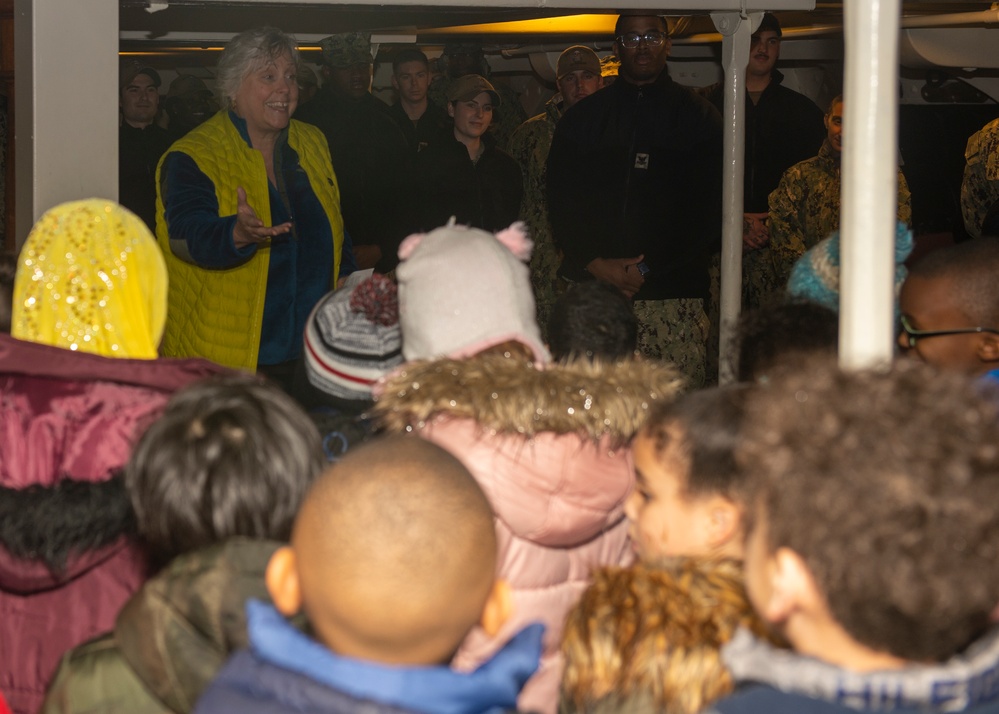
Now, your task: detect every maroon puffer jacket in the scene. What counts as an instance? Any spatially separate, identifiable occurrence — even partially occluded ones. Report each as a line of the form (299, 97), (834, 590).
(0, 334), (231, 714)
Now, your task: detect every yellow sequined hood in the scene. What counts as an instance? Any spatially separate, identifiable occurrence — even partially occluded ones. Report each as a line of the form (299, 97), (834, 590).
(12, 199), (166, 359)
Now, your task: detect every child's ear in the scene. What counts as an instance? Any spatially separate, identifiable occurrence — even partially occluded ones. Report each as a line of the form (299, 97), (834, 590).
(265, 546), (303, 617)
(706, 496), (742, 554)
(480, 579), (513, 637)
(977, 333), (999, 364)
(757, 547), (813, 625)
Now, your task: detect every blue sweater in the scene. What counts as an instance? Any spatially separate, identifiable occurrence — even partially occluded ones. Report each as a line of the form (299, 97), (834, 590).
(193, 600), (543, 714)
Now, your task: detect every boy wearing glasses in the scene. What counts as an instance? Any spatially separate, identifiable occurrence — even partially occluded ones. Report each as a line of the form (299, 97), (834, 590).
(898, 238), (999, 386)
(547, 13), (723, 388)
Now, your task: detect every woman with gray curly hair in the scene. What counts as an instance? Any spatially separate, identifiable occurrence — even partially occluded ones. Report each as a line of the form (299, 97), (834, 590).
(155, 27), (347, 390)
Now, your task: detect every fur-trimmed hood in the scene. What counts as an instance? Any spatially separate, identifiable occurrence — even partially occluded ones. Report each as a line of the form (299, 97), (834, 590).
(371, 354), (683, 446)
(375, 355), (676, 712)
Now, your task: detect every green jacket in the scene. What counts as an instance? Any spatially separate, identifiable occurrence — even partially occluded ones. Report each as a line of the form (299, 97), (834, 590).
(40, 538), (281, 714)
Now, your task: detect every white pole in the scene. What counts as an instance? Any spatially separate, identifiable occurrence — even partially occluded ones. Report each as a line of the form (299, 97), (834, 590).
(840, 0), (901, 371)
(712, 12), (756, 384)
(15, 0), (120, 248)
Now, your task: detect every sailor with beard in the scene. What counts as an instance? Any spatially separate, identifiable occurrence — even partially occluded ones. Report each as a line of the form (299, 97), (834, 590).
(767, 95), (912, 289)
(703, 13), (826, 311)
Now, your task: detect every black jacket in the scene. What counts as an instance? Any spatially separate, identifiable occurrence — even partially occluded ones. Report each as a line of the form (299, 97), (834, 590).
(706, 70), (826, 212)
(547, 71), (723, 301)
(388, 100), (451, 154)
(416, 134), (523, 232)
(119, 122), (174, 231)
(295, 89), (417, 272)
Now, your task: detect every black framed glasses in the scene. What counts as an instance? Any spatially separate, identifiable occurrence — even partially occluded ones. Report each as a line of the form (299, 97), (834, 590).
(616, 31), (667, 48)
(899, 314), (999, 348)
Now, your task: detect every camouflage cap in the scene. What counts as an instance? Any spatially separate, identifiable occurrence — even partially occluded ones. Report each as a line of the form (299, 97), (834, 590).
(120, 60), (161, 90)
(167, 74), (212, 99)
(556, 46), (601, 80)
(320, 32), (373, 69)
(447, 74), (500, 105)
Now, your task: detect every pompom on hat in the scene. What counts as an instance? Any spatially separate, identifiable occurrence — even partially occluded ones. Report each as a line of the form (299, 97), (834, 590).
(396, 219), (550, 364)
(304, 273), (404, 401)
(786, 220), (914, 315)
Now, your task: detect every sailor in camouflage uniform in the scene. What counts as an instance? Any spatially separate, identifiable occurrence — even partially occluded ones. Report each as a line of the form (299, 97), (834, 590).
(768, 96), (912, 290)
(961, 116), (999, 239)
(509, 46), (604, 338)
(428, 42), (528, 151)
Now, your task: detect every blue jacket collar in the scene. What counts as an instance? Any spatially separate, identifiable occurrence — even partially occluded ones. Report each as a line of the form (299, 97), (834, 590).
(245, 600), (543, 714)
(226, 110), (289, 150)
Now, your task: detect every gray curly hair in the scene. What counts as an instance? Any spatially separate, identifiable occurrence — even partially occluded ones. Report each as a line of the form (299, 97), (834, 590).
(216, 27), (300, 111)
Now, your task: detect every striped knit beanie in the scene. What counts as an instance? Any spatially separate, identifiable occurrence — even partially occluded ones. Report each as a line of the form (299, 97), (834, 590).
(304, 274), (403, 400)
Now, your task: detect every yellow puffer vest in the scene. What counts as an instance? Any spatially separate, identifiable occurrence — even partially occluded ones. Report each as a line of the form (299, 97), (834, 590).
(154, 112), (342, 371)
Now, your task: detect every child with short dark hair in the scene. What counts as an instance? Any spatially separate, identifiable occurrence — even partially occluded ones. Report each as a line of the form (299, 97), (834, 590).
(194, 435), (542, 713)
(560, 559), (769, 714)
(547, 280), (638, 363)
(898, 238), (999, 385)
(710, 359), (999, 714)
(626, 385), (752, 562)
(42, 376), (325, 714)
(734, 301), (839, 382)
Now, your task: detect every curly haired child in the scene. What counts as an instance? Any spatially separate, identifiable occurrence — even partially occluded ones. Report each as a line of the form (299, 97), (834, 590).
(626, 385), (753, 562)
(561, 559), (770, 714)
(711, 358), (999, 714)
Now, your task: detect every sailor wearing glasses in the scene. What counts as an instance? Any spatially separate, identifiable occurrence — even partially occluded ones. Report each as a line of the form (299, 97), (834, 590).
(547, 13), (723, 388)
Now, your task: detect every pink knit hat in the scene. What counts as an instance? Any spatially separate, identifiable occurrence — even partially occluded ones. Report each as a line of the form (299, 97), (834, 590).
(396, 220), (550, 363)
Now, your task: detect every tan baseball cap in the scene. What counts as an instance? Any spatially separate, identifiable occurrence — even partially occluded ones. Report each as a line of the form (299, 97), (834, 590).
(556, 46), (601, 80)
(446, 74), (501, 105)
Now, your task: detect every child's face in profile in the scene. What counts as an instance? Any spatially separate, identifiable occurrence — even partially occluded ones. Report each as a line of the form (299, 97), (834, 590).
(625, 428), (718, 561)
(898, 274), (990, 376)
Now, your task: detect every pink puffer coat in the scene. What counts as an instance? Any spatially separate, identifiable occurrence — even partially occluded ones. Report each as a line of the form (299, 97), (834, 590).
(373, 354), (683, 714)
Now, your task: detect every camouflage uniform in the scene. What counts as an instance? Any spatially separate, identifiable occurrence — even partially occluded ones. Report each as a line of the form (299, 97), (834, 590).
(768, 140), (912, 290)
(633, 298), (709, 390)
(961, 117), (999, 239)
(508, 96), (564, 339)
